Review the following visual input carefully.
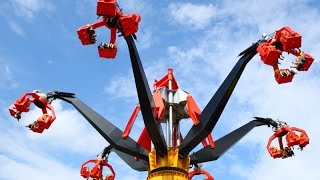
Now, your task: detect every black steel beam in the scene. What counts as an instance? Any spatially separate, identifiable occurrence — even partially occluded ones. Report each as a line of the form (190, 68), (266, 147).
(57, 96), (149, 161)
(190, 118), (276, 164)
(100, 145), (148, 171)
(179, 44), (260, 157)
(124, 36), (167, 156)
(113, 149), (148, 171)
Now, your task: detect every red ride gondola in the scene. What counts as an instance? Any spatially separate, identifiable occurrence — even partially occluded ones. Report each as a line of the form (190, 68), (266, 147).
(189, 165), (214, 180)
(9, 91), (56, 133)
(257, 26), (315, 84)
(257, 42), (282, 66)
(273, 68), (295, 84)
(97, 0), (117, 17)
(267, 121), (309, 159)
(290, 51), (315, 71)
(275, 26), (301, 51)
(80, 159), (115, 180)
(77, 0), (140, 59)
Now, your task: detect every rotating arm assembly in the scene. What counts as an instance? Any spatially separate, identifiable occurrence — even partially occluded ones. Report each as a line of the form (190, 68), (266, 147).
(7, 0), (315, 176)
(190, 117), (277, 164)
(54, 92), (150, 161)
(76, 0), (315, 164)
(124, 35), (167, 156)
(178, 43), (260, 157)
(9, 91), (149, 163)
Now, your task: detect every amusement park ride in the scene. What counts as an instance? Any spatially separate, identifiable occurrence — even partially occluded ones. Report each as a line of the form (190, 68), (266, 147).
(8, 0), (315, 180)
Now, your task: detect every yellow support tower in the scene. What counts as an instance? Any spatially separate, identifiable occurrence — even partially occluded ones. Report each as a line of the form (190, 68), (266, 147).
(148, 148), (190, 180)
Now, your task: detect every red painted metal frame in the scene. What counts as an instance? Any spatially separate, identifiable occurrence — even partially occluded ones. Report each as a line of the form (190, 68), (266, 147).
(275, 26), (301, 51)
(80, 159), (115, 180)
(267, 125), (309, 159)
(122, 104), (140, 138)
(256, 26), (315, 84)
(189, 168), (214, 180)
(77, 0), (141, 59)
(9, 92), (56, 133)
(273, 66), (295, 84)
(121, 69), (215, 151)
(97, 0), (117, 17)
(8, 7), (316, 177)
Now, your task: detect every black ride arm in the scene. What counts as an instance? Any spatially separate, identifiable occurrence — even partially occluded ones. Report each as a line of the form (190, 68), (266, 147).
(179, 43), (261, 157)
(113, 149), (148, 171)
(52, 93), (149, 161)
(124, 35), (167, 156)
(190, 117), (277, 164)
(100, 145), (148, 171)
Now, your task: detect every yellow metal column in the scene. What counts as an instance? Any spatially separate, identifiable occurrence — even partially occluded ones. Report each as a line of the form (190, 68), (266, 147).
(147, 148), (190, 180)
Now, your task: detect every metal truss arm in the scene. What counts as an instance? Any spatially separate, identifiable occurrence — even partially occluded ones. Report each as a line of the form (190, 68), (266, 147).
(190, 117), (277, 164)
(52, 93), (149, 161)
(179, 43), (260, 156)
(124, 35), (167, 156)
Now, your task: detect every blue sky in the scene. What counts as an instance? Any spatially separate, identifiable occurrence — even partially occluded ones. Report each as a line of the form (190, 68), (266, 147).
(0, 0), (320, 179)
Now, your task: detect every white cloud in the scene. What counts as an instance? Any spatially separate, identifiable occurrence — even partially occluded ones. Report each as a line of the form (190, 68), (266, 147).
(1, 0), (319, 179)
(0, 113), (79, 180)
(0, 60), (19, 89)
(103, 60), (169, 101)
(0, 155), (79, 180)
(157, 0), (320, 179)
(225, 75), (320, 179)
(230, 143), (320, 180)
(47, 59), (54, 64)
(16, 100), (107, 154)
(118, 0), (152, 17)
(0, 0), (55, 36)
(181, 0), (320, 179)
(101, 0), (320, 177)
(9, 0), (55, 19)
(137, 29), (153, 50)
(75, 0), (95, 16)
(8, 21), (25, 37)
(0, 99), (146, 179)
(104, 73), (137, 100)
(169, 3), (217, 30)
